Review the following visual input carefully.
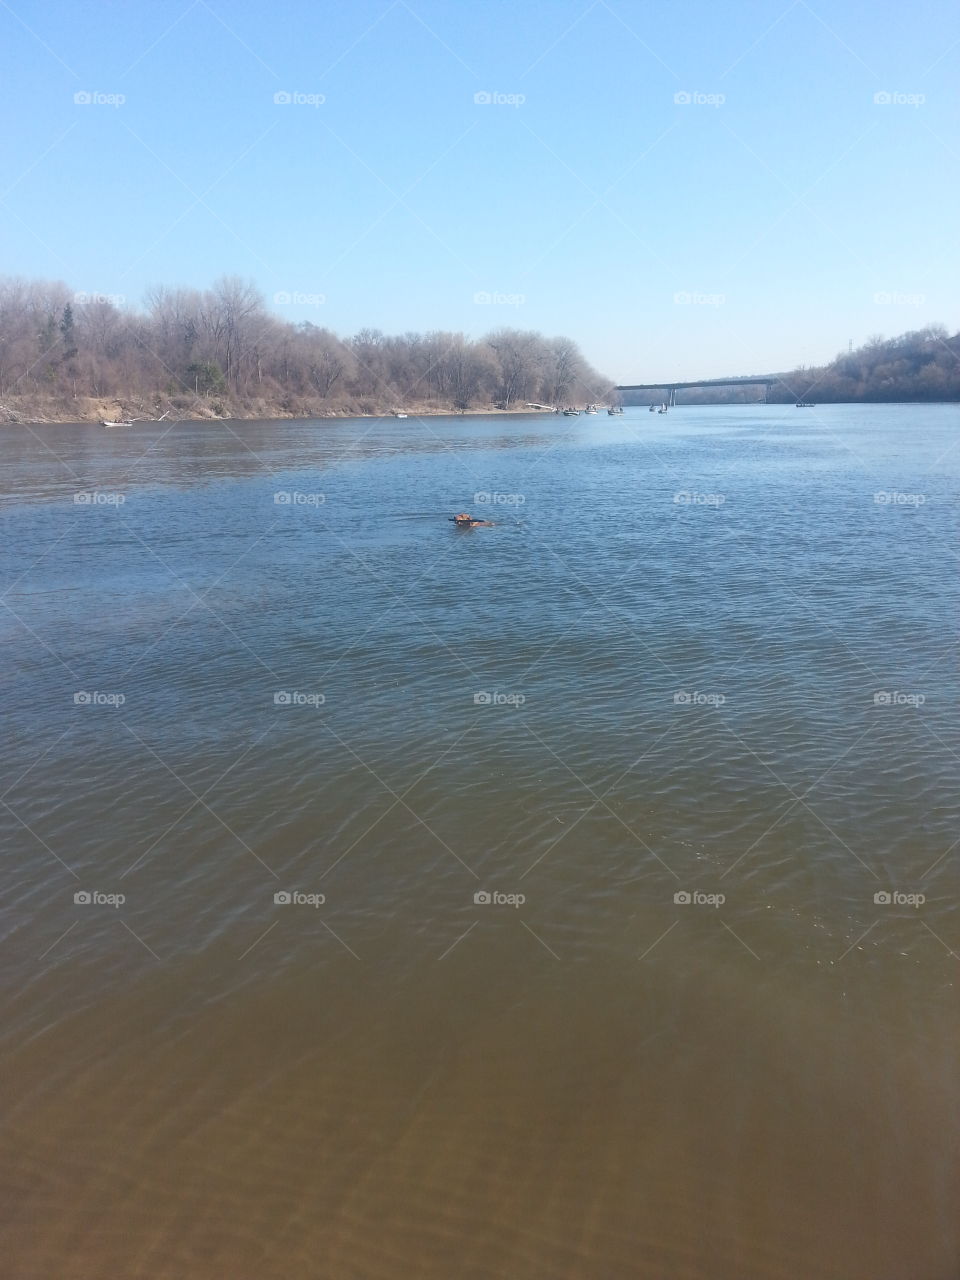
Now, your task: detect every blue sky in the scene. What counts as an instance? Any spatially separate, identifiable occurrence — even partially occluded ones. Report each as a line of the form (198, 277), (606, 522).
(1, 0), (957, 380)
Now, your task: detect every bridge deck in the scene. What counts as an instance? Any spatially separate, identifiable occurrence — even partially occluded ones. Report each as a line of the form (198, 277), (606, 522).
(616, 377), (772, 391)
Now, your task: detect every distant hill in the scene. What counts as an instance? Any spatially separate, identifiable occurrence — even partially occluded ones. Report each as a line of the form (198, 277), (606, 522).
(621, 326), (960, 406)
(769, 327), (960, 403)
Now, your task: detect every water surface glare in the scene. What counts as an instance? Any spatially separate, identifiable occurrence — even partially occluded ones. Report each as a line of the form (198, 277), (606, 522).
(2, 406), (958, 1279)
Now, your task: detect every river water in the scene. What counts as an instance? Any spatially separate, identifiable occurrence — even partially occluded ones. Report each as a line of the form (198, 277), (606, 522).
(1, 405), (958, 1279)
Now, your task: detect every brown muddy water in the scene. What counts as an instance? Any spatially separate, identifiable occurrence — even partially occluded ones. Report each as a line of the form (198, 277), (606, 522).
(1, 406), (958, 1278)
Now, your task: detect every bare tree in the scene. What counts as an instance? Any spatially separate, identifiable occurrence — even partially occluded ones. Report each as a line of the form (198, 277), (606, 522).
(0, 274), (631, 414)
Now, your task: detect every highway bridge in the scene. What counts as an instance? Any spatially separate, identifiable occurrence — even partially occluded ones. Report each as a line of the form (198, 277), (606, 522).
(616, 376), (774, 406)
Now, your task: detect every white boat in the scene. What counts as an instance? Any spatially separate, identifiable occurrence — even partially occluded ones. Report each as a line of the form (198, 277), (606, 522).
(393, 411), (408, 418)
(562, 408), (579, 417)
(101, 419), (135, 428)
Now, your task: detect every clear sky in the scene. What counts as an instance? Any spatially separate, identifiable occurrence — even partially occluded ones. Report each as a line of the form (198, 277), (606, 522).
(1, 0), (957, 381)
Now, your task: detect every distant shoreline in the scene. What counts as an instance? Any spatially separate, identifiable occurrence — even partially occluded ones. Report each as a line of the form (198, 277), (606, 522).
(3, 399), (958, 426)
(0, 398), (566, 426)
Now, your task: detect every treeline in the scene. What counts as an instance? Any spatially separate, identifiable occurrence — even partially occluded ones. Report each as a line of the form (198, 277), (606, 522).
(0, 276), (611, 419)
(619, 326), (960, 407)
(769, 327), (960, 403)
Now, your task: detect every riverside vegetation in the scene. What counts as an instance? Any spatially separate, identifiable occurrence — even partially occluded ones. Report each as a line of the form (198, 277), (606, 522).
(1, 276), (956, 423)
(0, 276), (610, 422)
(621, 326), (960, 406)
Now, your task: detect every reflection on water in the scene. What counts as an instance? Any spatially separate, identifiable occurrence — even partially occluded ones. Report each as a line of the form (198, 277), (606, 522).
(1, 407), (958, 1279)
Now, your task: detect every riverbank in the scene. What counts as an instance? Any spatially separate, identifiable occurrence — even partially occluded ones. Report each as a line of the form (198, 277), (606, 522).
(0, 394), (561, 425)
